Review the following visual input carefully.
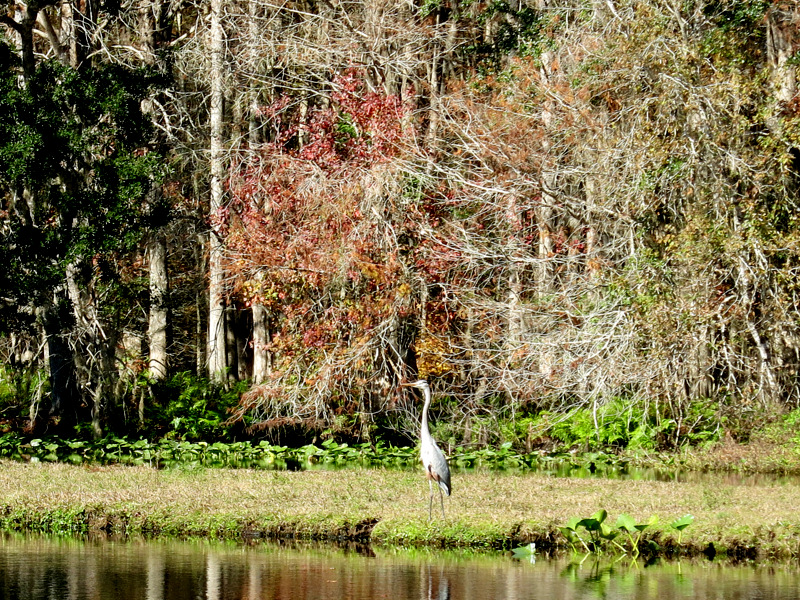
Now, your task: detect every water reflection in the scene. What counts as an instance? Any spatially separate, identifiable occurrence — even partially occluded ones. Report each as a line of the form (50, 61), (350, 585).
(1, 534), (799, 600)
(422, 566), (450, 600)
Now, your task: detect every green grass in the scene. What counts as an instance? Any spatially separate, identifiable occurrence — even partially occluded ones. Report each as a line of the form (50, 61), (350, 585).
(1, 461), (799, 559)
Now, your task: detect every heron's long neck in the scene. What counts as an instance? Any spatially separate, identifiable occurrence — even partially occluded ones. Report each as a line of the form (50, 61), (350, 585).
(421, 387), (431, 438)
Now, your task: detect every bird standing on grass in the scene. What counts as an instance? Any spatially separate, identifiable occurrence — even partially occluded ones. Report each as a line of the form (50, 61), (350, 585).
(400, 379), (451, 520)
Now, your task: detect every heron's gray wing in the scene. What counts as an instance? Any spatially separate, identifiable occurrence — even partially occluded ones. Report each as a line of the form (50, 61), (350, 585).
(430, 444), (451, 496)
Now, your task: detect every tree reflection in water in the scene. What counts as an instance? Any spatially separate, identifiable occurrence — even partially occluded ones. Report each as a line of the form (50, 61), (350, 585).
(0, 534), (798, 600)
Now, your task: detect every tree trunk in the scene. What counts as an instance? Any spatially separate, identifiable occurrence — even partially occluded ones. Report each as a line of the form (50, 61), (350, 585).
(252, 302), (270, 384)
(72, 0), (95, 67)
(64, 259), (107, 438)
(506, 194), (524, 347)
(536, 51), (557, 298)
(225, 307), (240, 381)
(207, 0), (227, 380)
(19, 2), (39, 80)
(767, 5), (798, 104)
(140, 0), (170, 386)
(245, 0), (270, 385)
(41, 298), (79, 431)
(148, 231), (169, 380)
(195, 234), (206, 376)
(737, 254), (778, 404)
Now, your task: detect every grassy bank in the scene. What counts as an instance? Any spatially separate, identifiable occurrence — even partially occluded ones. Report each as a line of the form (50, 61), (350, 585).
(1, 461), (799, 560)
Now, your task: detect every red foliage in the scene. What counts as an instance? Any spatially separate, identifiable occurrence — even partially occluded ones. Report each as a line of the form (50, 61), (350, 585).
(218, 71), (414, 364)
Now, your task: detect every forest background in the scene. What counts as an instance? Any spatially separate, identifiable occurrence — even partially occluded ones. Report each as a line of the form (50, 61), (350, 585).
(2, 0), (800, 463)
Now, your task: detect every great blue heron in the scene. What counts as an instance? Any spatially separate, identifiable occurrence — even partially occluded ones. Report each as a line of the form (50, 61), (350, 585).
(401, 379), (451, 519)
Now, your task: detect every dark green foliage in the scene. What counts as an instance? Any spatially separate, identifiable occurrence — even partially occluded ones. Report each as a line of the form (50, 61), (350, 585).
(0, 45), (167, 430)
(699, 0), (770, 65)
(0, 428), (688, 473)
(0, 432), (420, 469)
(468, 0), (551, 70)
(544, 398), (685, 452)
(478, 1), (546, 56)
(0, 429), (553, 470)
(703, 0), (770, 34)
(0, 365), (47, 427)
(0, 52), (165, 316)
(142, 372), (249, 441)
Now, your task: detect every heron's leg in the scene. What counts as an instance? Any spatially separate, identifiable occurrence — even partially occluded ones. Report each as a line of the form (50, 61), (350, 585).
(439, 486), (445, 519)
(428, 480), (434, 521)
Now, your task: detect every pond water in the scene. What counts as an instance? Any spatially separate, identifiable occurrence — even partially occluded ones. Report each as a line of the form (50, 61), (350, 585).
(526, 461), (800, 487)
(293, 459), (800, 488)
(1, 534), (799, 600)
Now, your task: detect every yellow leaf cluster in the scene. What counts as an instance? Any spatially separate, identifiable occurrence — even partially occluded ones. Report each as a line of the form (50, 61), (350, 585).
(414, 334), (453, 379)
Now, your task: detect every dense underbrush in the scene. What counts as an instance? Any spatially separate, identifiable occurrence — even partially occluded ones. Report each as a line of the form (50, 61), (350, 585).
(3, 370), (800, 474)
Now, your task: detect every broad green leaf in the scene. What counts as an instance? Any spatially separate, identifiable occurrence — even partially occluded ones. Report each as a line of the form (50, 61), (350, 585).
(591, 509), (608, 524)
(670, 514), (694, 531)
(576, 517), (601, 532)
(578, 509), (608, 532)
(616, 513), (637, 533)
(637, 515), (658, 531)
(600, 522), (619, 540)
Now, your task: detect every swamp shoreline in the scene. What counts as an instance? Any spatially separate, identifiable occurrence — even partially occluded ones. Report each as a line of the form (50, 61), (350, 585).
(1, 460), (799, 560)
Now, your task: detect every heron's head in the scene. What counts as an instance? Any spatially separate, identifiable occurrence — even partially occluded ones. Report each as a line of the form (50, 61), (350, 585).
(400, 379), (429, 391)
